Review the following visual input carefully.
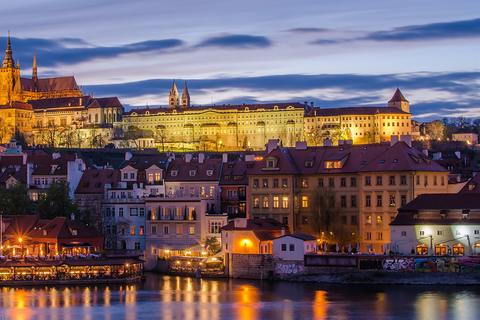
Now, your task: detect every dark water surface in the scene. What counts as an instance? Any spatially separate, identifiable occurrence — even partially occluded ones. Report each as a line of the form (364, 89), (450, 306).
(0, 273), (479, 319)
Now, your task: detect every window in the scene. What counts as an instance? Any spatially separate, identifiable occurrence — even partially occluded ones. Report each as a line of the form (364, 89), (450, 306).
(366, 232), (372, 240)
(273, 196), (280, 208)
(263, 179), (269, 188)
(164, 226), (169, 234)
(366, 215), (372, 224)
(267, 159), (275, 168)
(262, 196), (269, 208)
(376, 176), (382, 185)
(377, 232), (383, 240)
(401, 195), (407, 206)
(365, 176), (371, 186)
(302, 196), (309, 208)
(140, 208), (145, 217)
(134, 242), (140, 250)
(210, 186), (214, 197)
(400, 175), (407, 185)
(341, 216), (347, 224)
(119, 208), (124, 217)
(318, 178), (324, 187)
(273, 179), (279, 188)
(177, 226), (182, 234)
(441, 176), (445, 186)
(130, 208), (138, 216)
(475, 230), (479, 235)
(389, 176), (395, 185)
(389, 195), (395, 207)
(437, 230), (443, 236)
(254, 197), (260, 208)
(281, 244), (287, 251)
(341, 196), (347, 207)
(283, 217), (289, 226)
(377, 215), (383, 225)
(210, 222), (222, 233)
(282, 179), (288, 187)
(350, 177), (356, 187)
(131, 226), (135, 235)
(227, 190), (238, 198)
(152, 226), (157, 234)
(340, 178), (346, 187)
(140, 226), (144, 235)
(329, 178), (334, 187)
(302, 216), (309, 224)
(365, 195), (371, 207)
(253, 179), (259, 188)
(424, 176), (428, 186)
(302, 179), (308, 188)
(130, 173), (135, 179)
(351, 195), (357, 207)
(433, 176), (437, 185)
(376, 195), (382, 207)
(416, 176), (420, 185)
(351, 216), (357, 225)
(282, 197), (289, 208)
(289, 244), (295, 251)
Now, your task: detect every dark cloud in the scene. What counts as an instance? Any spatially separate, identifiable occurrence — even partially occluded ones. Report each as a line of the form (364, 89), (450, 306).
(286, 28), (332, 34)
(84, 72), (480, 122)
(311, 39), (344, 45)
(365, 18), (480, 42)
(1, 36), (184, 68)
(197, 34), (271, 48)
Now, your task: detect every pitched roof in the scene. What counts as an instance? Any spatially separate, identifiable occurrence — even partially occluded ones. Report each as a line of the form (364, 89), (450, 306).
(274, 233), (318, 241)
(20, 76), (79, 92)
(221, 218), (288, 231)
(307, 106), (409, 117)
(75, 168), (118, 195)
(398, 193), (480, 211)
(119, 156), (169, 171)
(29, 96), (91, 110)
(389, 88), (408, 103)
(165, 157), (221, 182)
(219, 160), (250, 185)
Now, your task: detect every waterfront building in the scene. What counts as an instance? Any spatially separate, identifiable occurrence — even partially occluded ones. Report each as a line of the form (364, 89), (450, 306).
(272, 233), (318, 261)
(247, 137), (449, 252)
(390, 193), (480, 255)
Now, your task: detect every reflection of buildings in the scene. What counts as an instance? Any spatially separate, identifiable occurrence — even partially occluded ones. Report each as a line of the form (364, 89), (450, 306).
(390, 193), (480, 255)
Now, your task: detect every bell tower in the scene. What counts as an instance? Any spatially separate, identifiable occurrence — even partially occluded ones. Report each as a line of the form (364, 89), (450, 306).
(0, 33), (21, 104)
(168, 80), (180, 108)
(388, 88), (409, 113)
(182, 82), (190, 107)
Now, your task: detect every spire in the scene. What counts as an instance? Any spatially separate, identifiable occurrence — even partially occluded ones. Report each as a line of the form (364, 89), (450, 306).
(168, 80), (180, 108)
(389, 88), (408, 103)
(32, 50), (37, 82)
(388, 88), (409, 113)
(3, 32), (15, 68)
(182, 81), (190, 107)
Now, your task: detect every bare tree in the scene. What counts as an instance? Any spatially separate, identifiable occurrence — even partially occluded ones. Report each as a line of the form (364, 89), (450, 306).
(425, 120), (445, 140)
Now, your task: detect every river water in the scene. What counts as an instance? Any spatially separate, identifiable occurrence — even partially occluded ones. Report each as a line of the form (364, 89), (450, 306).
(0, 273), (479, 320)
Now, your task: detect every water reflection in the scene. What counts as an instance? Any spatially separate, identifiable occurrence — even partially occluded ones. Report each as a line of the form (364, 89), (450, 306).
(0, 274), (479, 319)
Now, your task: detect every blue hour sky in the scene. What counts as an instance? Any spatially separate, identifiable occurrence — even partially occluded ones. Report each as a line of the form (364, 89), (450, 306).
(2, 0), (480, 122)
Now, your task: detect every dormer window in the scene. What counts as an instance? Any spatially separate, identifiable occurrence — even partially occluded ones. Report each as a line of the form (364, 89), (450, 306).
(267, 160), (275, 167)
(189, 170), (196, 177)
(71, 229), (78, 236)
(171, 170), (178, 177)
(324, 160), (341, 169)
(440, 210), (447, 220)
(462, 210), (470, 220)
(305, 161), (313, 168)
(206, 170), (213, 176)
(43, 230), (47, 236)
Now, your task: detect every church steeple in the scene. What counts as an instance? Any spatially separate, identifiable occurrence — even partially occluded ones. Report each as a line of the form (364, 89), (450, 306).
(168, 80), (180, 108)
(182, 81), (190, 107)
(32, 50), (37, 82)
(3, 33), (15, 68)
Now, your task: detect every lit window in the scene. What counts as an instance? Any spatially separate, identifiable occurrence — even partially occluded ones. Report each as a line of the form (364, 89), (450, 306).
(302, 196), (309, 208)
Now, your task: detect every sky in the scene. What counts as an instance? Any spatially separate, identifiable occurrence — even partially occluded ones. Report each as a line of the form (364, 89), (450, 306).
(2, 0), (479, 122)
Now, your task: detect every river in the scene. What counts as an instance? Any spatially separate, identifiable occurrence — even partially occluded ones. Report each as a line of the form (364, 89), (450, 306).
(0, 273), (479, 319)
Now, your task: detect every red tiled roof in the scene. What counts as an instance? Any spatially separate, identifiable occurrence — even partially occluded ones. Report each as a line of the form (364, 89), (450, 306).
(307, 106), (409, 117)
(75, 168), (119, 195)
(0, 101), (33, 110)
(28, 96), (91, 110)
(221, 218), (288, 231)
(389, 88), (408, 103)
(119, 156), (169, 171)
(165, 157), (221, 182)
(20, 76), (79, 92)
(219, 160), (250, 185)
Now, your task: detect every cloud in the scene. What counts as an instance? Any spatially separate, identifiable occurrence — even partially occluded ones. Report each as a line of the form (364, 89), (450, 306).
(2, 36), (184, 68)
(285, 28), (332, 34)
(197, 34), (272, 48)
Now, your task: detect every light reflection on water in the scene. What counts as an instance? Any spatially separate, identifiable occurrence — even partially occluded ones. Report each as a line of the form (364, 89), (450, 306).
(0, 273), (479, 319)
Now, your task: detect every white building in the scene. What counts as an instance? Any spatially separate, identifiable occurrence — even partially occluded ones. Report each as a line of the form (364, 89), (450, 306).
(272, 234), (318, 261)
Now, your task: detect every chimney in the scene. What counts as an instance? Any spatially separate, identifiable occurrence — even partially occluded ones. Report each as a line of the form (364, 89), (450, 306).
(390, 135), (399, 146)
(267, 139), (279, 154)
(26, 163), (33, 187)
(295, 141), (307, 150)
(234, 218), (247, 228)
(71, 213), (75, 221)
(125, 151), (132, 161)
(433, 152), (442, 160)
(281, 228), (285, 236)
(323, 139), (332, 147)
(185, 154), (192, 163)
(245, 154), (255, 162)
(422, 149), (429, 156)
(455, 151), (461, 159)
(310, 102), (314, 108)
(199, 153), (205, 164)
(222, 153), (228, 163)
(400, 135), (412, 147)
(52, 152), (61, 160)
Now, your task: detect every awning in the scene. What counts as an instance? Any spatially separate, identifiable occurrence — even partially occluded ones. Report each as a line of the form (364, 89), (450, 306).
(62, 243), (93, 248)
(162, 241), (199, 250)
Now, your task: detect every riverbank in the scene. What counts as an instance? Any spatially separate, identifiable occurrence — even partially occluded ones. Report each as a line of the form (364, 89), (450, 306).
(294, 270), (480, 285)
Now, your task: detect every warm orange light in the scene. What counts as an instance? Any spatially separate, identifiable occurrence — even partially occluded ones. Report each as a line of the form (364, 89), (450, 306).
(18, 238), (23, 243)
(243, 238), (251, 246)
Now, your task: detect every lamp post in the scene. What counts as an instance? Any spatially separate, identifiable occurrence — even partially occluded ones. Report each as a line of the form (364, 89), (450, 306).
(19, 238), (23, 257)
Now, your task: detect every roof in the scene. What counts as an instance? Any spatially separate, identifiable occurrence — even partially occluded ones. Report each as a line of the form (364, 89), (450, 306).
(165, 157), (221, 182)
(119, 155), (169, 171)
(274, 233), (318, 241)
(453, 128), (478, 135)
(0, 101), (33, 111)
(221, 218), (288, 231)
(126, 102), (309, 115)
(20, 76), (79, 92)
(75, 168), (119, 195)
(459, 174), (480, 193)
(29, 96), (91, 111)
(307, 106), (409, 117)
(398, 193), (480, 211)
(389, 88), (408, 103)
(219, 160), (251, 185)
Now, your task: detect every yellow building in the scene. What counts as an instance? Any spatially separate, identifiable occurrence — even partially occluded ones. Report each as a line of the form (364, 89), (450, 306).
(0, 35), (82, 105)
(304, 89), (411, 145)
(0, 101), (33, 142)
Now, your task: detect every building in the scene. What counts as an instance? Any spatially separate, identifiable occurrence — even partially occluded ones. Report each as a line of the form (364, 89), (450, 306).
(247, 137), (449, 252)
(452, 128), (478, 145)
(304, 88), (412, 145)
(272, 233), (318, 261)
(221, 218), (289, 254)
(0, 35), (82, 106)
(390, 193), (480, 255)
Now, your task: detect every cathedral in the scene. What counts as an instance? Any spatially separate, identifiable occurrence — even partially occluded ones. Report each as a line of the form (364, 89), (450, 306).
(0, 34), (82, 105)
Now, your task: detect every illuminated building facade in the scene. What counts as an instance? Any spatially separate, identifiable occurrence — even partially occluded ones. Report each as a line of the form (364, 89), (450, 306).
(391, 193), (480, 255)
(247, 138), (449, 252)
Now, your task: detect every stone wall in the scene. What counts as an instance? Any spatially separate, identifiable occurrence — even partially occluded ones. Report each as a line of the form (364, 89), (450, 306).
(226, 253), (275, 279)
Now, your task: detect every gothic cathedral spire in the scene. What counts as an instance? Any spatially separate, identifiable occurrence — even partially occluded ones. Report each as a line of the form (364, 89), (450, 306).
(182, 81), (190, 107)
(32, 50), (37, 82)
(3, 33), (15, 68)
(169, 80), (179, 108)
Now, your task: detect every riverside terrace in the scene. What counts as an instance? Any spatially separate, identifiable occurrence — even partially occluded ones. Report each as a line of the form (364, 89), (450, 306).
(0, 256), (144, 285)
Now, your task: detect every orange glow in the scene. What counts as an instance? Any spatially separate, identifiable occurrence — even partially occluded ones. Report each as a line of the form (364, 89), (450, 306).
(313, 291), (329, 319)
(235, 285), (259, 320)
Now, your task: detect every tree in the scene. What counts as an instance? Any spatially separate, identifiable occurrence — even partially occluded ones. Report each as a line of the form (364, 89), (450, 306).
(36, 180), (80, 220)
(309, 187), (360, 250)
(424, 120), (445, 140)
(41, 123), (59, 147)
(306, 126), (322, 146)
(123, 125), (141, 148)
(155, 125), (167, 152)
(0, 182), (34, 215)
(204, 237), (221, 255)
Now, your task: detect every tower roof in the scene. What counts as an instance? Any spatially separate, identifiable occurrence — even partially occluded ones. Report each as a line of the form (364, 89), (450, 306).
(170, 80), (178, 95)
(389, 88), (408, 103)
(3, 33), (15, 68)
(182, 81), (189, 98)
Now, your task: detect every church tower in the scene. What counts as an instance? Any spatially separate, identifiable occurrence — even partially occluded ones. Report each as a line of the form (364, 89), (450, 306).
(181, 82), (190, 107)
(388, 88), (409, 113)
(32, 50), (38, 82)
(168, 80), (179, 108)
(0, 34), (21, 104)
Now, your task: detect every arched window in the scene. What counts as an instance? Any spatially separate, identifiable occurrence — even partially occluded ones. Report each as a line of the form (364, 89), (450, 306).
(95, 114), (99, 123)
(453, 244), (464, 255)
(416, 244), (428, 255)
(435, 244), (446, 255)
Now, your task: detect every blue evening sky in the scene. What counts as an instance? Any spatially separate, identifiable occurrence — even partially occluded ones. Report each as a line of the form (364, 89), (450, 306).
(2, 0), (479, 121)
